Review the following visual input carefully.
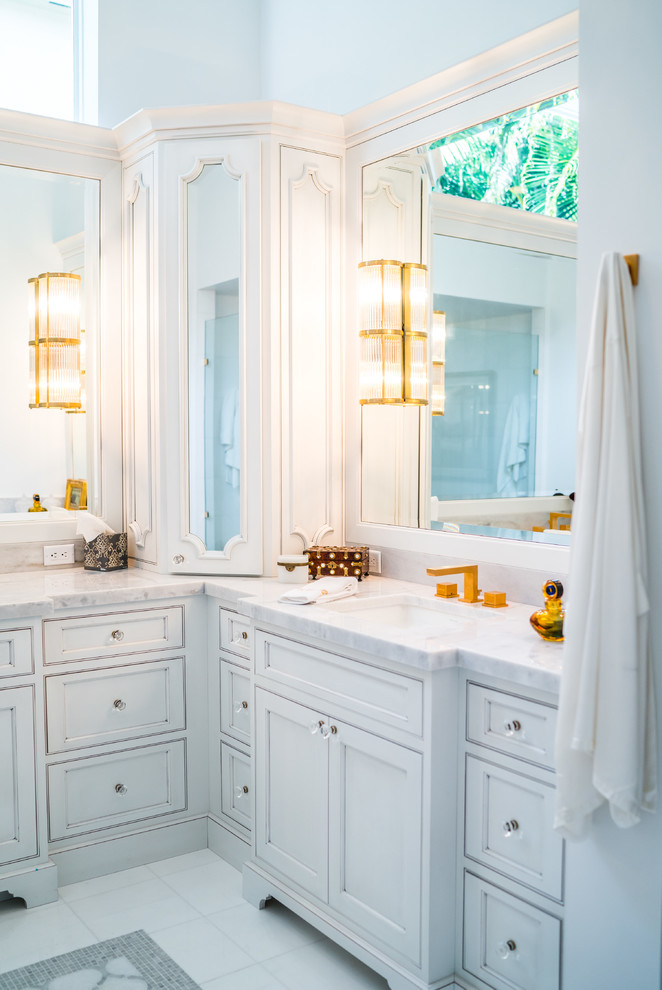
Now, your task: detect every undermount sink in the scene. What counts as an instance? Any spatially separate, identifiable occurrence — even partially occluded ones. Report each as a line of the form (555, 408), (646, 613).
(321, 593), (480, 632)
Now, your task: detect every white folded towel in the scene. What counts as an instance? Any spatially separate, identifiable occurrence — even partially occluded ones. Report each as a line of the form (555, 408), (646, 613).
(279, 576), (358, 605)
(554, 253), (657, 837)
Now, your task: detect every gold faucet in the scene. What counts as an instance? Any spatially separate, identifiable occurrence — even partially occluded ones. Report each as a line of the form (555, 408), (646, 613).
(426, 564), (481, 603)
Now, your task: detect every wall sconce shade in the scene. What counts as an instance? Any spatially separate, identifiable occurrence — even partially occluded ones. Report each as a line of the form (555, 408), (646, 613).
(431, 310), (446, 415)
(358, 259), (429, 406)
(28, 272), (82, 409)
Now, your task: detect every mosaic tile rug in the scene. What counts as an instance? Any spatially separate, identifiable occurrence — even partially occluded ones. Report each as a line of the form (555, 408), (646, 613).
(0, 930), (201, 989)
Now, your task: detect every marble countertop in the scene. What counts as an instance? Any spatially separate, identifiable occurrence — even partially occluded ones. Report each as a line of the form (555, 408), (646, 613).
(0, 566), (563, 693)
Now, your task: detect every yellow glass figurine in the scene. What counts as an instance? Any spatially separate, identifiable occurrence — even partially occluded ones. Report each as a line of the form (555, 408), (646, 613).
(28, 493), (47, 512)
(530, 579), (565, 642)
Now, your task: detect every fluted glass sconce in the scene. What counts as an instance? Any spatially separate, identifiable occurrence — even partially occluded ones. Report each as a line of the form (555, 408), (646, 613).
(28, 272), (82, 409)
(431, 310), (446, 415)
(359, 259), (428, 405)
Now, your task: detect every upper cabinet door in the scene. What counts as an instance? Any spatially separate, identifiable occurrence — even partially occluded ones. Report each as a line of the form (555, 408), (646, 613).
(166, 138), (262, 574)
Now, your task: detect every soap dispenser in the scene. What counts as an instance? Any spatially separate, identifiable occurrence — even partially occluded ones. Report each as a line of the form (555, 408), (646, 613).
(530, 579), (565, 642)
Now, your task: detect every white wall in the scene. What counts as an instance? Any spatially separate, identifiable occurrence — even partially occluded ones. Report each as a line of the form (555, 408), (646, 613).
(562, 2), (662, 987)
(260, 0), (577, 114)
(97, 0), (262, 127)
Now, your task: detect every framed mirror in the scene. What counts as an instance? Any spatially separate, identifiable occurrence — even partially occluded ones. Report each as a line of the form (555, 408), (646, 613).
(0, 126), (122, 545)
(346, 48), (578, 568)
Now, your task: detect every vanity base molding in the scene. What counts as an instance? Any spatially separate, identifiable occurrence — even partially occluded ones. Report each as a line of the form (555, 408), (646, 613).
(0, 860), (58, 908)
(243, 861), (455, 990)
(48, 816), (208, 886)
(207, 815), (250, 872)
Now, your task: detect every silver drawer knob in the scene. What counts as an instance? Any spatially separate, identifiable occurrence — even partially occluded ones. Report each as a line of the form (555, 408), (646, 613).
(111, 629), (124, 642)
(113, 699), (127, 711)
(502, 819), (519, 836)
(234, 784), (249, 799)
(233, 700), (249, 714)
(172, 554), (184, 565)
(503, 718), (522, 736)
(319, 723), (338, 739)
(497, 939), (517, 959)
(309, 719), (325, 735)
(115, 783), (127, 795)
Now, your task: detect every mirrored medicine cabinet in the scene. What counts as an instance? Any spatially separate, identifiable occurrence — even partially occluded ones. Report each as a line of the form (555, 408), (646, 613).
(347, 54), (579, 568)
(0, 130), (122, 545)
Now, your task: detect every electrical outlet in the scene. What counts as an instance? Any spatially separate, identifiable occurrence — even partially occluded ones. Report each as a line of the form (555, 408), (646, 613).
(43, 543), (75, 566)
(368, 549), (382, 574)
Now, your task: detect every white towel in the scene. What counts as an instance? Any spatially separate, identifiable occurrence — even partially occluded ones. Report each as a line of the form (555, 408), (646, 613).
(496, 393), (530, 496)
(279, 576), (358, 605)
(554, 253), (656, 837)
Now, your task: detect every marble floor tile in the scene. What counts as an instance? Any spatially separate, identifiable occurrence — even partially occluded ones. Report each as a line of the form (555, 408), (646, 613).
(200, 962), (289, 990)
(0, 898), (97, 975)
(159, 858), (244, 915)
(208, 899), (323, 962)
(149, 916), (253, 984)
(262, 938), (390, 990)
(58, 865), (155, 903)
(147, 847), (222, 878)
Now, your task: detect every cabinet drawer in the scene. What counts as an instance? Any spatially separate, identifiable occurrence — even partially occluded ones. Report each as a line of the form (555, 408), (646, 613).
(256, 632), (423, 738)
(465, 756), (563, 900)
(463, 872), (561, 990)
(43, 606), (184, 664)
(0, 627), (33, 678)
(45, 658), (186, 753)
(47, 739), (187, 840)
(219, 609), (252, 663)
(221, 742), (253, 832)
(467, 683), (557, 770)
(220, 660), (251, 746)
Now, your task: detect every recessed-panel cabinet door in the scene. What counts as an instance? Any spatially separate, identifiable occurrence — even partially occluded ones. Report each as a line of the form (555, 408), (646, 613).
(0, 686), (38, 865)
(254, 689), (328, 901)
(327, 720), (423, 964)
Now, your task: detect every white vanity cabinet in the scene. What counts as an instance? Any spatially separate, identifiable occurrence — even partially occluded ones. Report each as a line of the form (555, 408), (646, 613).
(245, 627), (460, 990)
(43, 596), (208, 882)
(459, 678), (564, 990)
(209, 604), (254, 868)
(0, 623), (56, 907)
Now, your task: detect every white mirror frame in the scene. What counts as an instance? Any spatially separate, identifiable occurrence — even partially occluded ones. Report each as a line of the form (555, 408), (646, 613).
(344, 13), (578, 571)
(0, 111), (123, 543)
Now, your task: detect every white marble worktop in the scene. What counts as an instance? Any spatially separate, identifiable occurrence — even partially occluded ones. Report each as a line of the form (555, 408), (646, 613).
(0, 566), (563, 693)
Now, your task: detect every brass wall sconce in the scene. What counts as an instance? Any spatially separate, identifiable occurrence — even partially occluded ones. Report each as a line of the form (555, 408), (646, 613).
(28, 271), (82, 410)
(358, 259), (428, 405)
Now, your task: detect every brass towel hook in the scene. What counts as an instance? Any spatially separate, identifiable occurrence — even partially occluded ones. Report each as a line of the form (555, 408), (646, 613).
(624, 254), (639, 286)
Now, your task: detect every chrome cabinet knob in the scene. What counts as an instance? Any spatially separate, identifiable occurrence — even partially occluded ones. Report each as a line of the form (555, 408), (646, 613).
(319, 723), (338, 739)
(502, 819), (520, 836)
(113, 699), (127, 711)
(172, 554), (184, 565)
(234, 784), (249, 799)
(497, 939), (517, 959)
(233, 700), (249, 713)
(111, 629), (124, 642)
(115, 783), (127, 795)
(309, 719), (324, 735)
(503, 718), (522, 736)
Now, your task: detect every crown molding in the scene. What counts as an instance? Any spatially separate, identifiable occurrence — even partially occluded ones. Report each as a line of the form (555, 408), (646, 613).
(0, 107), (118, 161)
(342, 12), (579, 149)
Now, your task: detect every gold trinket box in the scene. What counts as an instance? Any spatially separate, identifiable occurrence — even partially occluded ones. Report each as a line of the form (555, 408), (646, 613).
(306, 546), (369, 580)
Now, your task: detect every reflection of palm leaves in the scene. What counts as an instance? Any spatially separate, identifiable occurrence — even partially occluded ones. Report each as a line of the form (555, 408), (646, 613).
(431, 98), (578, 221)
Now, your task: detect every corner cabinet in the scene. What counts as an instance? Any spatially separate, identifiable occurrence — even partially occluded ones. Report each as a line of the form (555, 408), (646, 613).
(119, 107), (344, 575)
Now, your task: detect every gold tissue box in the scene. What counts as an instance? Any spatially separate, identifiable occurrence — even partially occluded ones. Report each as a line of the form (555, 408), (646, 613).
(306, 546), (369, 581)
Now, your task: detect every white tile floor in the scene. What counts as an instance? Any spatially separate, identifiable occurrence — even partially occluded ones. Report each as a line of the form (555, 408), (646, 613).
(0, 850), (395, 989)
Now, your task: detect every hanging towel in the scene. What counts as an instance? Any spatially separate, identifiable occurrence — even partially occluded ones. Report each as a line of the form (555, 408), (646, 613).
(496, 393), (530, 496)
(279, 576), (358, 605)
(554, 253), (656, 837)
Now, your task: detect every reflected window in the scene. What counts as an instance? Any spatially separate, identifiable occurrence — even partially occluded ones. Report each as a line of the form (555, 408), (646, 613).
(421, 91), (578, 221)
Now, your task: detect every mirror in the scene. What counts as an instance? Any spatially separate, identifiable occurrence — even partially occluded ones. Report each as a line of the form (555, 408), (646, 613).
(0, 162), (99, 520)
(360, 92), (577, 546)
(186, 160), (241, 553)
